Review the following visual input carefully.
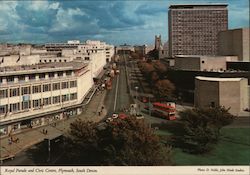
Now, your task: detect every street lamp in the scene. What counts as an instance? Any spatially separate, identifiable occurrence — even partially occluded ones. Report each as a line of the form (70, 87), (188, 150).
(135, 86), (139, 101)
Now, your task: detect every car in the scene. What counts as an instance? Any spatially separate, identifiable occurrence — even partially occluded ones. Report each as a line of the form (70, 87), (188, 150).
(136, 114), (144, 120)
(105, 117), (113, 123)
(112, 113), (119, 119)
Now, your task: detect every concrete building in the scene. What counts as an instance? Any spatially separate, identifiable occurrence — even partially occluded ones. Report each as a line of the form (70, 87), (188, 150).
(168, 4), (228, 57)
(218, 28), (250, 62)
(0, 61), (93, 136)
(174, 55), (238, 71)
(0, 40), (114, 136)
(195, 76), (249, 115)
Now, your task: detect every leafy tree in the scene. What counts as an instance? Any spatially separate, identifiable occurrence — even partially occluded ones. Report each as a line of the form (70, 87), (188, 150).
(167, 107), (235, 154)
(154, 79), (175, 100)
(63, 117), (172, 165)
(153, 61), (167, 76)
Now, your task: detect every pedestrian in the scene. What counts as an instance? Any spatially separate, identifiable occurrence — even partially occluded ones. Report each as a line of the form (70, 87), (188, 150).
(8, 138), (12, 145)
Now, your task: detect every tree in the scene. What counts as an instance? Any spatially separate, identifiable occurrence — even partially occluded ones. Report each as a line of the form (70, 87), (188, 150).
(62, 117), (172, 165)
(153, 61), (167, 76)
(168, 107), (235, 154)
(154, 79), (175, 100)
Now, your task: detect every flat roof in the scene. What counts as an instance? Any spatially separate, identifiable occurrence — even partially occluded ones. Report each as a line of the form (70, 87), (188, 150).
(0, 61), (88, 76)
(196, 76), (243, 82)
(169, 4), (228, 8)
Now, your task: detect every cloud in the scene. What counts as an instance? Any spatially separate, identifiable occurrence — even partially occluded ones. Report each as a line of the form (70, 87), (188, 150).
(0, 0), (249, 45)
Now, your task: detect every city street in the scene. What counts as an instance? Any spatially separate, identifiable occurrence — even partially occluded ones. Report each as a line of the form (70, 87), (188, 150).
(1, 86), (107, 165)
(104, 55), (133, 117)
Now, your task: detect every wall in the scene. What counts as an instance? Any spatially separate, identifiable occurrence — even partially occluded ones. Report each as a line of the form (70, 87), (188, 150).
(195, 79), (219, 108)
(218, 28), (250, 61)
(219, 81), (241, 115)
(175, 56), (200, 70)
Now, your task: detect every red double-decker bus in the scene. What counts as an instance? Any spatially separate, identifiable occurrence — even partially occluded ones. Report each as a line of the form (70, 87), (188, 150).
(145, 102), (176, 120)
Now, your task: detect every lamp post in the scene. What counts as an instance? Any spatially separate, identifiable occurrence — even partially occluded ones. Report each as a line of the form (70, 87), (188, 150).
(135, 86), (139, 114)
(135, 86), (139, 102)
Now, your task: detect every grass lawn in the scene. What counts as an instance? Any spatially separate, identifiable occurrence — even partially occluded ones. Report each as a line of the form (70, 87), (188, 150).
(157, 128), (250, 165)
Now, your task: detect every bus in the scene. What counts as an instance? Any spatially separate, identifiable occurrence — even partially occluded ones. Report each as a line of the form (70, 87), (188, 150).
(144, 102), (176, 120)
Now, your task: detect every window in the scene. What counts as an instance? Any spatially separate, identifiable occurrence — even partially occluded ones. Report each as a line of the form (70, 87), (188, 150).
(21, 87), (30, 95)
(52, 83), (60, 90)
(61, 82), (69, 89)
(43, 84), (51, 92)
(70, 93), (77, 100)
(32, 85), (41, 94)
(10, 103), (20, 112)
(43, 97), (51, 106)
(18, 76), (25, 82)
(53, 96), (60, 104)
(29, 75), (35, 80)
(62, 94), (69, 102)
(33, 99), (41, 108)
(39, 74), (45, 79)
(66, 71), (72, 76)
(202, 60), (205, 63)
(7, 76), (14, 82)
(70, 80), (77, 88)
(10, 88), (19, 97)
(57, 72), (63, 77)
(0, 105), (8, 114)
(49, 72), (54, 78)
(0, 89), (8, 99)
(22, 101), (31, 110)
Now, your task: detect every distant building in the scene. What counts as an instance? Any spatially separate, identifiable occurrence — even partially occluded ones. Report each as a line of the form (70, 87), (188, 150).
(115, 44), (135, 54)
(218, 28), (250, 62)
(195, 76), (249, 115)
(168, 4), (228, 57)
(174, 55), (238, 71)
(155, 35), (162, 50)
(159, 42), (169, 59)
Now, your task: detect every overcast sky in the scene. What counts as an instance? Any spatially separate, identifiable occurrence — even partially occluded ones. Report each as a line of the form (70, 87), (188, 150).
(0, 0), (249, 45)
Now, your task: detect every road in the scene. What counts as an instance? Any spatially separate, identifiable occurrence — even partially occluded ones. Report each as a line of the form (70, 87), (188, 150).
(104, 55), (133, 117)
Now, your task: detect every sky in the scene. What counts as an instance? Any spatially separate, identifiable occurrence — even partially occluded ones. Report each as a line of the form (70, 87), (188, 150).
(0, 0), (249, 45)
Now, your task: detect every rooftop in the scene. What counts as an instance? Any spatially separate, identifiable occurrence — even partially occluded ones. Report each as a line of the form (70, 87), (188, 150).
(169, 4), (228, 9)
(0, 60), (88, 76)
(196, 76), (243, 82)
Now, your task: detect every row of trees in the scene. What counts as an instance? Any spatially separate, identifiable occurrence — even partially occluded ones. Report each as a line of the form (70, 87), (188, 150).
(138, 60), (175, 100)
(62, 117), (172, 165)
(60, 107), (235, 165)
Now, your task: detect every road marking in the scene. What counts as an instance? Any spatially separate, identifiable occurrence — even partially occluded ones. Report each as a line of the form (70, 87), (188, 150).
(113, 73), (120, 111)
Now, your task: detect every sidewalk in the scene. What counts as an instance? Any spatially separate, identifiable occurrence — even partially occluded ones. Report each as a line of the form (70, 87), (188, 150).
(0, 90), (107, 163)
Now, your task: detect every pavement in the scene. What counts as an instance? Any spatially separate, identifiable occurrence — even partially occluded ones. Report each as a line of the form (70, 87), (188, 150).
(0, 88), (107, 163)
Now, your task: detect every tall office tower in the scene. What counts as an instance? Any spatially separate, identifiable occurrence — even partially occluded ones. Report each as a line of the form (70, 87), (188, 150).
(168, 4), (228, 57)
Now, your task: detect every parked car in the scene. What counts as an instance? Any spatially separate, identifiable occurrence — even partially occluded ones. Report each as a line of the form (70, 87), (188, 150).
(112, 113), (119, 119)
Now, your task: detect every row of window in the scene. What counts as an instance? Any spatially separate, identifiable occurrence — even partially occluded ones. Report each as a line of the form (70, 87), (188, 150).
(0, 93), (77, 114)
(0, 71), (73, 84)
(0, 80), (77, 99)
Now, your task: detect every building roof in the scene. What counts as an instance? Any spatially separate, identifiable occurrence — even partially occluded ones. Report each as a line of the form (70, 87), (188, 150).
(196, 76), (243, 82)
(169, 4), (228, 9)
(0, 61), (88, 76)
